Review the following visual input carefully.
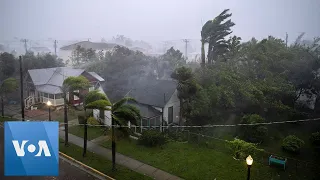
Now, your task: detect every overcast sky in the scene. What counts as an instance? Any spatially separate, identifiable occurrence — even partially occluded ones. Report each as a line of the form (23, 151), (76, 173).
(0, 0), (319, 43)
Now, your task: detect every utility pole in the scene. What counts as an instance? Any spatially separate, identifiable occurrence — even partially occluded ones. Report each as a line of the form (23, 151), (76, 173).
(54, 40), (57, 56)
(183, 39), (190, 60)
(19, 56), (25, 121)
(21, 39), (28, 54)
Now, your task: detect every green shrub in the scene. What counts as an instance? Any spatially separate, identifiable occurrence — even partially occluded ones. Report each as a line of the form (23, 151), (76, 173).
(87, 116), (99, 125)
(138, 130), (167, 147)
(240, 114), (268, 143)
(282, 135), (304, 153)
(78, 114), (86, 124)
(310, 132), (320, 146)
(227, 138), (261, 160)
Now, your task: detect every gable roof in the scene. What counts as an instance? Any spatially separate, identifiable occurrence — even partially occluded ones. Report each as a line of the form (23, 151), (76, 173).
(88, 72), (105, 82)
(127, 80), (177, 107)
(28, 67), (104, 94)
(60, 41), (118, 51)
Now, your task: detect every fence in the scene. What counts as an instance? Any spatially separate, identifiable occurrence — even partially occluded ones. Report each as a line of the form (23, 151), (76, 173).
(170, 130), (320, 179)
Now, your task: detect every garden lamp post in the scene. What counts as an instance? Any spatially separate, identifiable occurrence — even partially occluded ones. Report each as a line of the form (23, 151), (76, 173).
(246, 155), (253, 180)
(47, 100), (52, 121)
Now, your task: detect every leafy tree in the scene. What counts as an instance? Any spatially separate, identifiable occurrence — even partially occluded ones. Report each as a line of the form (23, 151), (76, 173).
(70, 45), (97, 67)
(22, 52), (64, 74)
(0, 52), (16, 79)
(239, 114), (268, 143)
(282, 135), (305, 153)
(171, 66), (198, 125)
(62, 76), (90, 146)
(160, 47), (185, 68)
(85, 90), (141, 171)
(201, 9), (235, 65)
(0, 78), (18, 116)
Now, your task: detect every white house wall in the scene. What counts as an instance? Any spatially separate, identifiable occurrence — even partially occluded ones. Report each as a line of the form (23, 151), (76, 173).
(93, 107), (112, 126)
(163, 90), (180, 124)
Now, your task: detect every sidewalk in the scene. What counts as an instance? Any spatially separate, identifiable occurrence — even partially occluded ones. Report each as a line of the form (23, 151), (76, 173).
(59, 132), (183, 180)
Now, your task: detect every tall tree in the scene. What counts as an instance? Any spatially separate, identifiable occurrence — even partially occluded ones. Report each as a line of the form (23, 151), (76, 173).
(62, 76), (90, 146)
(0, 52), (16, 80)
(171, 66), (198, 125)
(201, 9), (235, 65)
(86, 94), (141, 171)
(0, 78), (18, 116)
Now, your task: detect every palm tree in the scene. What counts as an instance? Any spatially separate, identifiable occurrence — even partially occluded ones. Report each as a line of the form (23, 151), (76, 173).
(0, 78), (18, 116)
(62, 76), (90, 146)
(85, 90), (141, 171)
(201, 9), (235, 65)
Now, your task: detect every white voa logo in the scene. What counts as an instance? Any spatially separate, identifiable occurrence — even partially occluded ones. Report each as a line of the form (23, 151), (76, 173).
(12, 140), (51, 157)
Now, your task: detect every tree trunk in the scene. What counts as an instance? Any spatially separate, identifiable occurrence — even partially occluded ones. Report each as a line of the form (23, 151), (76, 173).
(1, 95), (4, 117)
(112, 117), (116, 171)
(64, 97), (69, 146)
(201, 41), (205, 67)
(83, 109), (87, 157)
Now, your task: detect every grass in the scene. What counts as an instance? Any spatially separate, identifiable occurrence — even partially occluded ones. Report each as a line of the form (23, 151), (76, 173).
(100, 139), (282, 180)
(68, 125), (106, 140)
(59, 138), (152, 180)
(0, 116), (15, 122)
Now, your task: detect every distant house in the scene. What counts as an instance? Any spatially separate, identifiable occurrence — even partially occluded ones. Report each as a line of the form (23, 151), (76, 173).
(24, 67), (105, 109)
(29, 47), (51, 54)
(59, 41), (119, 64)
(94, 79), (180, 127)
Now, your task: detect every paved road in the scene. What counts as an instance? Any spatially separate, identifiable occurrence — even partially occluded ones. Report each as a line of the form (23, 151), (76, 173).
(0, 123), (99, 180)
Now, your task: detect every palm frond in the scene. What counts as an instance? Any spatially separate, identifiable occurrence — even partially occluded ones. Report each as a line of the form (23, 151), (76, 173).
(85, 99), (112, 110)
(85, 90), (110, 105)
(113, 97), (137, 111)
(113, 104), (141, 125)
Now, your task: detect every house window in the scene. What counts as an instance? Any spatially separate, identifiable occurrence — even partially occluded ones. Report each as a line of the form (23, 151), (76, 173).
(43, 93), (48, 98)
(49, 94), (54, 99)
(89, 86), (94, 92)
(168, 106), (173, 124)
(55, 93), (63, 99)
(73, 90), (80, 100)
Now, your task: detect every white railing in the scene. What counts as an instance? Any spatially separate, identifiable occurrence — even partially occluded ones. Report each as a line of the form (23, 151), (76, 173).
(24, 96), (35, 109)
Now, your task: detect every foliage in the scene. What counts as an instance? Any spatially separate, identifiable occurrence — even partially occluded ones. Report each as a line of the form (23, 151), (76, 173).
(282, 135), (305, 153)
(22, 52), (64, 74)
(227, 138), (261, 160)
(0, 52), (16, 79)
(310, 132), (320, 145)
(70, 45), (97, 67)
(201, 9), (235, 65)
(0, 78), (18, 94)
(138, 130), (167, 147)
(160, 47), (185, 68)
(87, 116), (99, 125)
(239, 114), (268, 143)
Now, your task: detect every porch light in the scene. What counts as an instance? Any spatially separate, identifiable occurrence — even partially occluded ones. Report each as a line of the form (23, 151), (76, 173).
(46, 101), (52, 106)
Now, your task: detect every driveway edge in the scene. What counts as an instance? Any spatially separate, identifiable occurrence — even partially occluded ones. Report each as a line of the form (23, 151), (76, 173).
(59, 152), (115, 180)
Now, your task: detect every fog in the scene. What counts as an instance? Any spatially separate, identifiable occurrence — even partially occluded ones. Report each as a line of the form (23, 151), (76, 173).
(1, 0), (319, 44)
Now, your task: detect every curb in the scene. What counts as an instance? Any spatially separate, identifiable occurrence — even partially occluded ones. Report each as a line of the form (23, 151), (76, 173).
(59, 152), (115, 180)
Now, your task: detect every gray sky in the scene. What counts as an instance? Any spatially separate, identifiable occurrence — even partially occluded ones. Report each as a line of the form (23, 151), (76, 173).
(0, 0), (319, 43)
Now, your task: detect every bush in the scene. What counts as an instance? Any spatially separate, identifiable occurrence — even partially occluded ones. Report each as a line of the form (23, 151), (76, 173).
(138, 130), (167, 147)
(87, 116), (99, 125)
(282, 135), (304, 153)
(310, 132), (320, 146)
(240, 114), (268, 143)
(78, 114), (86, 124)
(227, 138), (261, 160)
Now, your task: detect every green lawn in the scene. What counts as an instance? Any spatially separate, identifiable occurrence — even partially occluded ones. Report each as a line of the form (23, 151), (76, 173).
(100, 139), (319, 180)
(68, 125), (106, 140)
(59, 139), (152, 180)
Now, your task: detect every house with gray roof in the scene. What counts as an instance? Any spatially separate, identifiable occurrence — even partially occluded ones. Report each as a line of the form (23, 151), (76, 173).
(95, 79), (180, 128)
(24, 67), (105, 109)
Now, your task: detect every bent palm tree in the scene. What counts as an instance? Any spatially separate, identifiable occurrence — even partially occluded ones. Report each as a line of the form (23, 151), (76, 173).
(62, 76), (90, 146)
(85, 90), (141, 171)
(0, 78), (18, 117)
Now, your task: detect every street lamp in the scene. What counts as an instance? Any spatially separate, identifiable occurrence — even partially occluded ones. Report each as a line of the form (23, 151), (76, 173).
(46, 101), (52, 121)
(246, 155), (253, 180)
